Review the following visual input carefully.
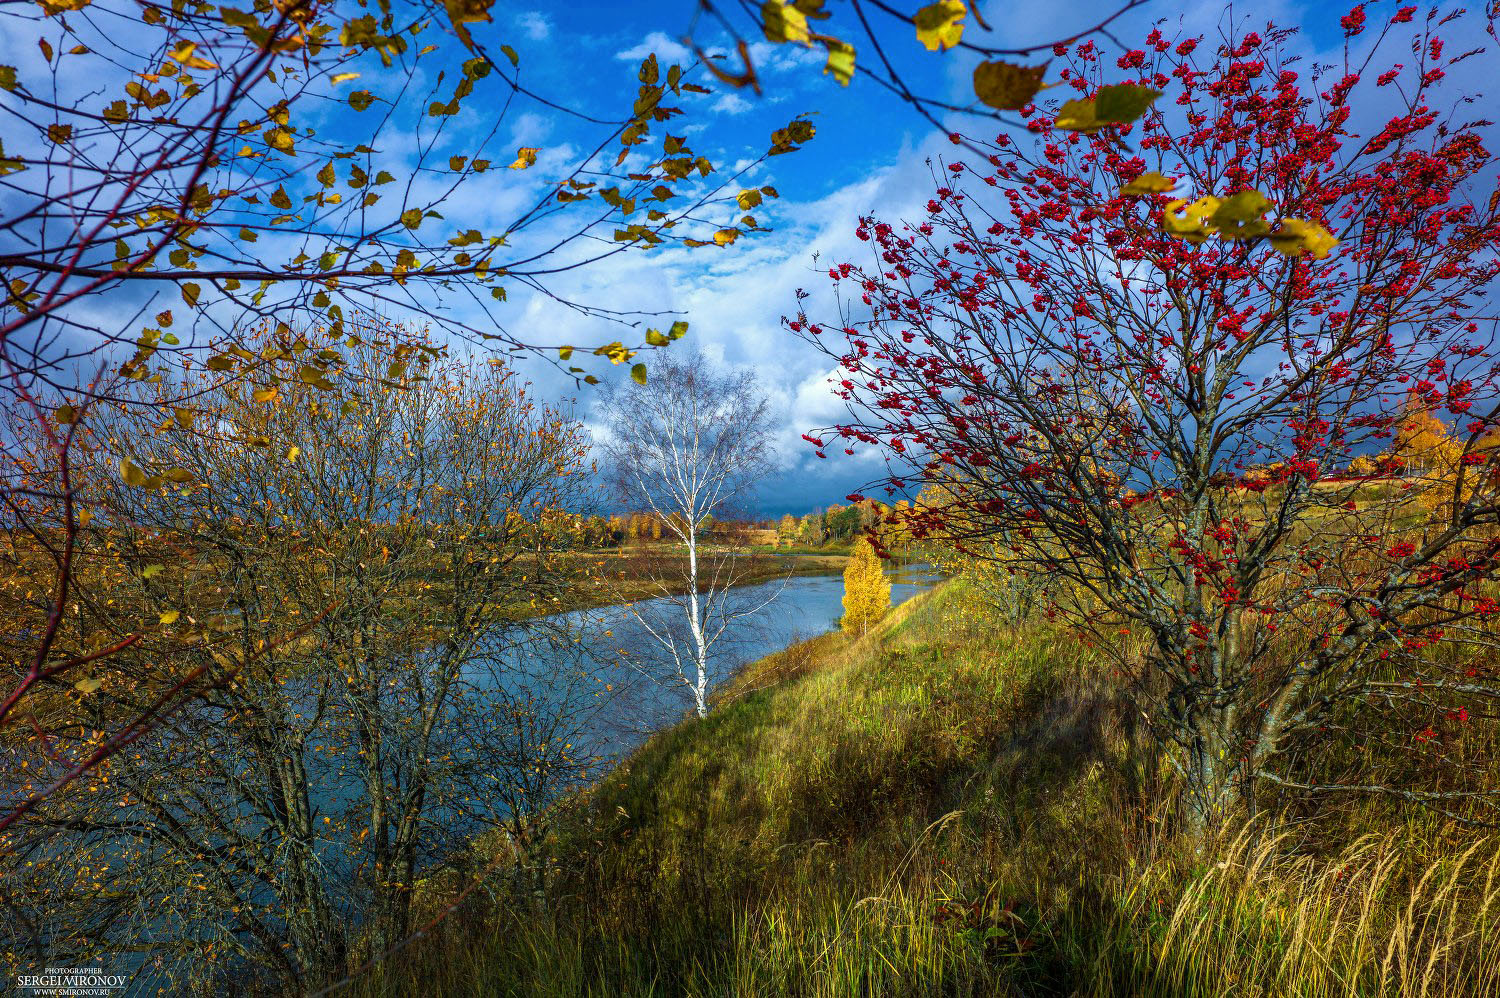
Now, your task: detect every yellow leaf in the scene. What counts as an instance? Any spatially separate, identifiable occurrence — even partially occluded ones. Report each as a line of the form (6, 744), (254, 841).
(74, 677), (102, 694)
(914, 0), (965, 52)
(630, 362), (648, 385)
(761, 0), (810, 44)
(264, 126), (294, 155)
(159, 610), (180, 624)
(1269, 218), (1338, 259)
(736, 189), (763, 211)
(330, 72), (360, 83)
(252, 386), (279, 403)
(713, 228), (739, 246)
(181, 282), (201, 307)
(509, 147), (539, 170)
(169, 41), (217, 70)
(1120, 171), (1177, 196)
(142, 564), (164, 578)
(823, 39), (855, 86)
(287, 446), (301, 463)
(1161, 196), (1220, 244)
(119, 458), (150, 487)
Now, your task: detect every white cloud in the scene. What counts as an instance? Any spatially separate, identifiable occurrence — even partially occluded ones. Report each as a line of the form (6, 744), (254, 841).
(615, 31), (691, 66)
(710, 93), (753, 115)
(515, 11), (551, 41)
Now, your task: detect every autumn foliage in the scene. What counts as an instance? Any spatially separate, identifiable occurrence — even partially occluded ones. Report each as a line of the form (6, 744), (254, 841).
(842, 537), (891, 636)
(798, 7), (1500, 829)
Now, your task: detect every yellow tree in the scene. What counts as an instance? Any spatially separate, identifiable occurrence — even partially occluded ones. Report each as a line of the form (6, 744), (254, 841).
(1395, 390), (1462, 477)
(842, 538), (891, 636)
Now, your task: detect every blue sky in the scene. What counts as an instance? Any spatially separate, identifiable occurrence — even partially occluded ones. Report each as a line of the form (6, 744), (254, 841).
(0, 0), (1413, 516)
(484, 0), (1366, 515)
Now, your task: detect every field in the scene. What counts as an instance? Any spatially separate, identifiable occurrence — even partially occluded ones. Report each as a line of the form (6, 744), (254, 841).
(350, 580), (1500, 997)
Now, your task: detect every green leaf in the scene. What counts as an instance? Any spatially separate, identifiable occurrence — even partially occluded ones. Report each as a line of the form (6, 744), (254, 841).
(1093, 83), (1162, 124)
(1210, 190), (1273, 239)
(668, 320), (688, 340)
(1054, 98), (1102, 133)
(142, 564), (165, 579)
(400, 208), (423, 229)
(646, 328), (669, 346)
(630, 363), (648, 385)
(0, 66), (17, 91)
(973, 61), (1046, 112)
(500, 44), (519, 67)
(317, 161), (335, 187)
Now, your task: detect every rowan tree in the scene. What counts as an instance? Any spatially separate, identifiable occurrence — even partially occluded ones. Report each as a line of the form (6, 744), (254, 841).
(797, 7), (1500, 833)
(842, 537), (890, 635)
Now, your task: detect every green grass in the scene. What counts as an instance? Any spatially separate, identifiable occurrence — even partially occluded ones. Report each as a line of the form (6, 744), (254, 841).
(351, 581), (1500, 998)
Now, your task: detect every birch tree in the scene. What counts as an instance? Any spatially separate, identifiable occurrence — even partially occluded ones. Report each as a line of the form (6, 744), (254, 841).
(599, 355), (773, 717)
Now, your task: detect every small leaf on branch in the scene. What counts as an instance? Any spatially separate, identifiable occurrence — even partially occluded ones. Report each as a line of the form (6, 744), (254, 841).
(1209, 190), (1273, 239)
(630, 363), (648, 385)
(1269, 218), (1338, 259)
(914, 0), (965, 52)
(823, 39), (855, 86)
(509, 146), (538, 170)
(119, 457), (151, 487)
(762, 0), (810, 44)
(1120, 171), (1176, 196)
(973, 61), (1046, 111)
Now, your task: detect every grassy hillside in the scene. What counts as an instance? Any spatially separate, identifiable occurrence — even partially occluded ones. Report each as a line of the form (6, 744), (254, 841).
(361, 581), (1500, 998)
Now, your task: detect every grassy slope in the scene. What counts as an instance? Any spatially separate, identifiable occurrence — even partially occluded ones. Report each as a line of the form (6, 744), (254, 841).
(367, 581), (1500, 998)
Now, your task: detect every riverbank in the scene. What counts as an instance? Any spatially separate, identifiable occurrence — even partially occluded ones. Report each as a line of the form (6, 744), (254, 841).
(358, 579), (1500, 997)
(547, 547), (852, 616)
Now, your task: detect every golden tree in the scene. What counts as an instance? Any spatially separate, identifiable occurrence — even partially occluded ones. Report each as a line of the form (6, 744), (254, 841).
(842, 538), (891, 636)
